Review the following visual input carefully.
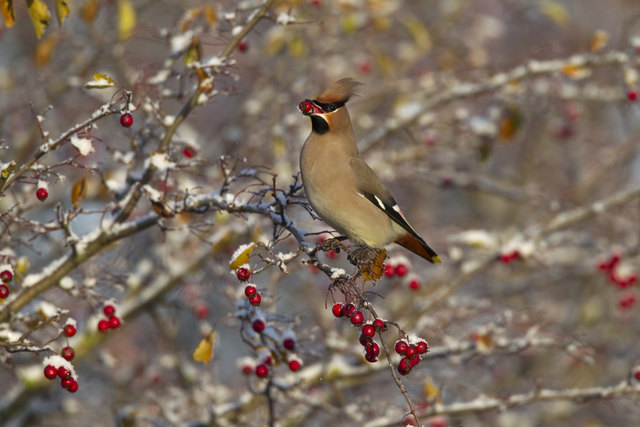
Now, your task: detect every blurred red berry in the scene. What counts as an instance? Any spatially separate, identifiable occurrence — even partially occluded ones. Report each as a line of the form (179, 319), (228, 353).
(252, 319), (265, 333)
(255, 364), (269, 378)
(409, 279), (420, 290)
(109, 316), (121, 328)
(384, 264), (395, 277)
(395, 340), (409, 355)
(332, 303), (343, 317)
(241, 364), (253, 375)
(237, 267), (251, 281)
(183, 146), (196, 158)
(342, 303), (355, 316)
(244, 285), (257, 297)
(394, 264), (408, 277)
(120, 112), (133, 127)
(63, 324), (76, 337)
(44, 365), (58, 380)
(0, 269), (12, 282)
(634, 369), (640, 382)
(195, 304), (210, 319)
(36, 187), (48, 201)
(98, 319), (110, 332)
(350, 310), (364, 325)
(61, 346), (75, 361)
(361, 324), (375, 338)
(288, 360), (301, 372)
(628, 90), (638, 101)
(0, 284), (9, 299)
(618, 293), (637, 310)
(249, 293), (261, 306)
(283, 338), (295, 351)
(103, 305), (116, 317)
(237, 40), (248, 52)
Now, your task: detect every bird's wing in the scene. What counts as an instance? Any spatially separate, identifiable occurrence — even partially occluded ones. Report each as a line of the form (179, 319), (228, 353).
(349, 157), (419, 237)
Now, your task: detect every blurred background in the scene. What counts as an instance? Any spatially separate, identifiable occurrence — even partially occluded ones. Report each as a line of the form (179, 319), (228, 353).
(1, 0), (640, 426)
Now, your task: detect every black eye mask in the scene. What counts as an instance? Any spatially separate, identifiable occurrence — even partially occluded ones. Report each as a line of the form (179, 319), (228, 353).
(312, 100), (345, 113)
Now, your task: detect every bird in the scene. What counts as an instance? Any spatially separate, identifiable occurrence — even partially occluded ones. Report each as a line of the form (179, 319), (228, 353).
(298, 78), (441, 264)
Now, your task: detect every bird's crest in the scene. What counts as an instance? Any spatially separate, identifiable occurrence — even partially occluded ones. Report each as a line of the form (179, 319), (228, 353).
(315, 78), (362, 104)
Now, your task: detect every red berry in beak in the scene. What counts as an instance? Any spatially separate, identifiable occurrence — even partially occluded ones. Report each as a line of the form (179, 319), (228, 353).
(299, 100), (313, 114)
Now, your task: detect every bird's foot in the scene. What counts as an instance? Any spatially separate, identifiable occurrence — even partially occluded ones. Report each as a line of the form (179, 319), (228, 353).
(347, 247), (379, 266)
(316, 236), (347, 254)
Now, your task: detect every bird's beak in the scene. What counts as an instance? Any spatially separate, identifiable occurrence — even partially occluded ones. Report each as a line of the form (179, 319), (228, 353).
(298, 99), (325, 116)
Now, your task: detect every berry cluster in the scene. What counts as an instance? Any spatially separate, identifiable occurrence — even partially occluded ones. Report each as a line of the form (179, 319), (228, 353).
(97, 304), (122, 331)
(0, 266), (13, 299)
(384, 262), (408, 278)
(43, 355), (79, 393)
(237, 267), (262, 306)
(598, 253), (638, 310)
(332, 303), (387, 363)
(395, 338), (429, 376)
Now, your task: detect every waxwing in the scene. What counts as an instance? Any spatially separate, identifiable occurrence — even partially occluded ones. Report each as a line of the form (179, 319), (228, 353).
(299, 78), (441, 263)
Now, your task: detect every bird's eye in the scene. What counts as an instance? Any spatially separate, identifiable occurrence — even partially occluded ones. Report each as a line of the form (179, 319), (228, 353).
(324, 103), (337, 112)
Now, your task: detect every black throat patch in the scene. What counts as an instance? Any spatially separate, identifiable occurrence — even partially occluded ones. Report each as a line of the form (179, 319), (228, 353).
(311, 116), (329, 134)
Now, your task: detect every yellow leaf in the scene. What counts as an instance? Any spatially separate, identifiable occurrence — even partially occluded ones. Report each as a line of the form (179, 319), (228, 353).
(498, 105), (523, 141)
(404, 17), (432, 53)
(229, 243), (255, 270)
(193, 331), (215, 363)
(539, 0), (569, 27)
(361, 249), (387, 281)
(562, 64), (590, 80)
(117, 0), (136, 41)
(71, 175), (87, 209)
(203, 6), (216, 27)
(423, 378), (440, 401)
(0, 0), (15, 28)
(27, 0), (51, 39)
(184, 35), (202, 64)
(287, 36), (307, 58)
(84, 73), (117, 89)
(35, 34), (59, 67)
(82, 0), (100, 23)
(56, 0), (69, 25)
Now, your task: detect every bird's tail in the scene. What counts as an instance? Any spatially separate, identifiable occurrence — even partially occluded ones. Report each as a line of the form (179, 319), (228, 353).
(395, 234), (441, 264)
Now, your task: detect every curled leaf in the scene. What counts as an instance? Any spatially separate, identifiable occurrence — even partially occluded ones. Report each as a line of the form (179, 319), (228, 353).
(0, 0), (15, 28)
(55, 0), (69, 25)
(361, 249), (387, 282)
(193, 330), (215, 363)
(117, 0), (136, 41)
(85, 73), (116, 89)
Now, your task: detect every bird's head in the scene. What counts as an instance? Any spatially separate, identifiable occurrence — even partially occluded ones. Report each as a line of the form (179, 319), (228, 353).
(299, 78), (361, 135)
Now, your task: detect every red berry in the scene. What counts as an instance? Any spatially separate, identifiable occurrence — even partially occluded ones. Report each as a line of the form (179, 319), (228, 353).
(238, 40), (248, 52)
(394, 264), (408, 277)
(68, 380), (79, 393)
(61, 377), (75, 390)
(109, 315), (121, 328)
(252, 319), (265, 333)
(244, 285), (257, 297)
(500, 250), (520, 263)
(350, 310), (364, 325)
(409, 279), (420, 290)
(332, 303), (343, 317)
(98, 319), (110, 332)
(241, 364), (253, 375)
(36, 187), (48, 201)
(44, 365), (58, 380)
(395, 340), (409, 355)
(366, 342), (380, 357)
(0, 269), (12, 282)
(183, 147), (196, 158)
(310, 0), (321, 6)
(0, 284), (8, 299)
(195, 304), (210, 319)
(634, 369), (640, 382)
(359, 334), (373, 347)
(57, 366), (70, 379)
(618, 293), (637, 310)
(120, 112), (133, 127)
(398, 357), (411, 375)
(255, 364), (269, 378)
(342, 303), (355, 316)
(61, 346), (75, 361)
(416, 340), (429, 354)
(384, 264), (395, 277)
(263, 355), (273, 365)
(628, 90), (638, 101)
(372, 319), (385, 331)
(248, 293), (261, 306)
(103, 305), (116, 317)
(288, 360), (301, 372)
(63, 324), (76, 337)
(405, 345), (417, 358)
(283, 338), (295, 351)
(409, 354), (420, 367)
(361, 324), (375, 338)
(326, 250), (338, 259)
(364, 352), (378, 363)
(237, 267), (251, 281)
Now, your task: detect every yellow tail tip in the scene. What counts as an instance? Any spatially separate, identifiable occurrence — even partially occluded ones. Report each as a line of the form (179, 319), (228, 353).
(432, 256), (442, 264)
